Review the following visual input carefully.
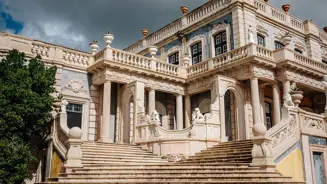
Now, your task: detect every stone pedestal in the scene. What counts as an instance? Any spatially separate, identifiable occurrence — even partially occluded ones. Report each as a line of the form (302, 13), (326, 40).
(64, 127), (83, 172)
(251, 136), (275, 171)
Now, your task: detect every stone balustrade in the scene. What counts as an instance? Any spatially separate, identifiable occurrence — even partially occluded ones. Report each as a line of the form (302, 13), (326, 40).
(319, 30), (327, 45)
(62, 49), (90, 67)
(135, 118), (220, 156)
(293, 52), (327, 73)
(156, 62), (178, 76)
(254, 0), (305, 33)
(299, 110), (327, 138)
(112, 48), (151, 70)
(31, 42), (50, 58)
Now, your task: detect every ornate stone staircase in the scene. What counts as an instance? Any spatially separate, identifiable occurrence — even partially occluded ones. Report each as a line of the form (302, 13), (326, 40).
(40, 140), (304, 184)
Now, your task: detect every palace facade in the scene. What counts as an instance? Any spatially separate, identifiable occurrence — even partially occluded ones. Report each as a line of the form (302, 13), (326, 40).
(1, 0), (327, 183)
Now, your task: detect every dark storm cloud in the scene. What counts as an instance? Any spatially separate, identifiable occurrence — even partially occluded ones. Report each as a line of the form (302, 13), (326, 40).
(0, 0), (326, 52)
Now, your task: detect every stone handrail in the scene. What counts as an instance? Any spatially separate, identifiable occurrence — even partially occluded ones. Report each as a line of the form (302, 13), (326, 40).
(112, 48), (151, 70)
(0, 32), (91, 70)
(135, 118), (220, 156)
(299, 110), (327, 138)
(156, 62), (178, 76)
(293, 52), (327, 73)
(62, 49), (90, 67)
(124, 0), (232, 53)
(212, 44), (248, 68)
(185, 0), (231, 26)
(256, 45), (274, 61)
(265, 107), (301, 160)
(254, 0), (305, 33)
(187, 60), (209, 77)
(52, 113), (69, 160)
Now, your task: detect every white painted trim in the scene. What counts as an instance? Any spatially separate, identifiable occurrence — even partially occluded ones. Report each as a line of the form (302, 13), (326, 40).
(209, 22), (231, 58)
(166, 45), (182, 66)
(63, 94), (90, 141)
(187, 34), (206, 65)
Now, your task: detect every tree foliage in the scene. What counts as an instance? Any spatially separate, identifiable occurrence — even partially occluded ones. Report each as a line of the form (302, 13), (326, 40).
(0, 49), (57, 184)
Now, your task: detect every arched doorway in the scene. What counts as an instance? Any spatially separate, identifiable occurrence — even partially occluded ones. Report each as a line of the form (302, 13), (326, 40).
(224, 90), (236, 141)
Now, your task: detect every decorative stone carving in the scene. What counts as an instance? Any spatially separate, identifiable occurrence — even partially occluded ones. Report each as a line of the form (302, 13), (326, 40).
(304, 117), (324, 130)
(204, 113), (213, 121)
(252, 65), (275, 79)
(62, 80), (87, 95)
(191, 108), (204, 124)
(140, 113), (151, 124)
(256, 21), (268, 37)
(162, 154), (188, 162)
(271, 115), (297, 148)
(251, 137), (275, 169)
(151, 110), (160, 123)
(60, 100), (69, 113)
(283, 93), (294, 107)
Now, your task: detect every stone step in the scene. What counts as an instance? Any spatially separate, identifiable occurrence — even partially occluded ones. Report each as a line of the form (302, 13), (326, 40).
(213, 140), (253, 146)
(57, 175), (294, 182)
(187, 154), (252, 161)
(82, 150), (156, 156)
(199, 148), (252, 154)
(83, 142), (141, 147)
(35, 180), (305, 184)
(63, 170), (280, 176)
(194, 151), (252, 158)
(82, 154), (162, 160)
(81, 146), (148, 152)
(82, 160), (167, 165)
(207, 145), (253, 150)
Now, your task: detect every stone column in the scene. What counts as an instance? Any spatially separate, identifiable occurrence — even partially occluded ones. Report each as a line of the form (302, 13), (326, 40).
(100, 81), (112, 143)
(283, 80), (291, 96)
(184, 95), (191, 128)
(250, 77), (266, 136)
(148, 89), (155, 115)
(272, 82), (281, 125)
(176, 94), (184, 130)
(259, 87), (266, 126)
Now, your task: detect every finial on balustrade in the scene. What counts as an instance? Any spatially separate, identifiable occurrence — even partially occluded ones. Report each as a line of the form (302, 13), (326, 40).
(282, 4), (290, 13)
(64, 127), (83, 170)
(324, 27), (327, 33)
(104, 32), (114, 48)
(142, 29), (149, 37)
(281, 32), (292, 48)
(89, 40), (99, 55)
(180, 6), (188, 15)
(149, 46), (158, 58)
(182, 55), (190, 68)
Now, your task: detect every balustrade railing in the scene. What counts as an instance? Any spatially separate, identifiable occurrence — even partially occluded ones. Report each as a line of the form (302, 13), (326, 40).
(300, 110), (326, 137)
(112, 48), (151, 70)
(293, 52), (327, 73)
(256, 45), (274, 60)
(62, 49), (90, 67)
(212, 45), (248, 68)
(187, 60), (209, 77)
(156, 62), (178, 76)
(31, 43), (50, 58)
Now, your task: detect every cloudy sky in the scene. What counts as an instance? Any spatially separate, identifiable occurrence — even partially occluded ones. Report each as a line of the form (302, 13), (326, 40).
(0, 0), (326, 52)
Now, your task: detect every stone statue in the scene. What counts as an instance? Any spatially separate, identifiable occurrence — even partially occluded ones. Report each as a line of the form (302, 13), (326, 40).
(61, 100), (69, 113)
(140, 113), (151, 124)
(290, 82), (299, 92)
(248, 26), (254, 44)
(151, 110), (160, 123)
(192, 108), (204, 123)
(283, 93), (294, 107)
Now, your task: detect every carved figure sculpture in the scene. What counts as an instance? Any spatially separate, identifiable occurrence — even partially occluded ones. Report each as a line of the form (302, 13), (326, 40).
(248, 26), (254, 43)
(283, 93), (294, 107)
(151, 110), (160, 123)
(192, 108), (204, 124)
(61, 100), (69, 113)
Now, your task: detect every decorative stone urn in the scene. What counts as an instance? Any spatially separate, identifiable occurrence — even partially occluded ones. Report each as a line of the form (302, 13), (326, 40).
(53, 99), (61, 113)
(89, 40), (99, 55)
(290, 91), (303, 107)
(149, 46), (158, 58)
(282, 32), (292, 47)
(142, 29), (149, 37)
(104, 32), (114, 48)
(282, 4), (290, 13)
(180, 6), (189, 15)
(324, 27), (327, 33)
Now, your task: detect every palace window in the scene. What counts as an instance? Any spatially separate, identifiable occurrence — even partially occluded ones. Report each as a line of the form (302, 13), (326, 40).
(214, 31), (227, 56)
(67, 103), (83, 129)
(274, 41), (285, 49)
(265, 102), (272, 130)
(294, 48), (303, 54)
(168, 52), (179, 65)
(191, 42), (202, 65)
(257, 34), (265, 47)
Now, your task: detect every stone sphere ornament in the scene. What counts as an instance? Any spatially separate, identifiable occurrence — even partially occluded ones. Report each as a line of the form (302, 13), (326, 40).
(69, 127), (83, 139)
(252, 123), (267, 136)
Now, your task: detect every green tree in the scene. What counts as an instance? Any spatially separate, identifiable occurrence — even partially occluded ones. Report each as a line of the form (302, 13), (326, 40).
(0, 49), (57, 184)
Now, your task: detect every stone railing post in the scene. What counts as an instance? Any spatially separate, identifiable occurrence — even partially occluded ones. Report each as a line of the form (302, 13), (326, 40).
(251, 136), (275, 171)
(246, 43), (257, 57)
(149, 46), (158, 71)
(64, 127), (83, 172)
